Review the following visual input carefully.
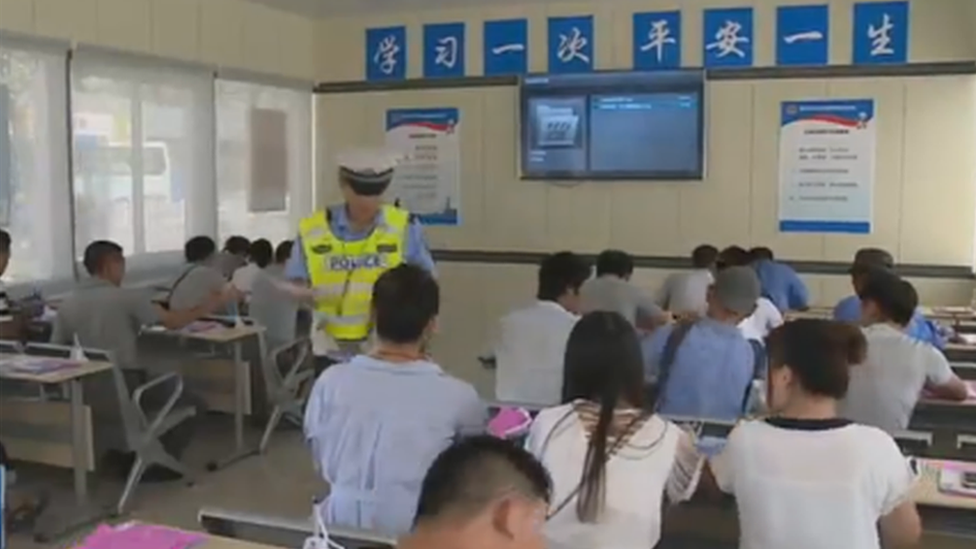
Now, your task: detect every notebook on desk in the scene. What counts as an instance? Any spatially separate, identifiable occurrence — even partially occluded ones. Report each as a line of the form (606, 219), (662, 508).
(0, 356), (83, 376)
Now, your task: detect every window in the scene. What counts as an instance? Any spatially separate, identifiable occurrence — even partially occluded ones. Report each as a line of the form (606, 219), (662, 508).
(0, 41), (73, 283)
(215, 79), (313, 244)
(71, 52), (215, 269)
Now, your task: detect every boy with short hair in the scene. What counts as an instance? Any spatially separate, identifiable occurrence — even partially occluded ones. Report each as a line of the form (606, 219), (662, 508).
(656, 244), (717, 316)
(841, 270), (969, 433)
(749, 246), (808, 313)
(169, 236), (229, 312)
(580, 249), (668, 330)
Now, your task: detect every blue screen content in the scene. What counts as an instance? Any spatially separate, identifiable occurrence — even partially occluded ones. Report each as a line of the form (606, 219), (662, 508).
(520, 71), (705, 180)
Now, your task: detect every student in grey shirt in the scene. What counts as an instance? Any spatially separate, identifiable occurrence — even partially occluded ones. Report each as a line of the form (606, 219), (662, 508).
(579, 250), (669, 331)
(213, 235), (250, 279)
(840, 270), (968, 433)
(51, 240), (238, 470)
(169, 236), (231, 313)
(655, 245), (718, 316)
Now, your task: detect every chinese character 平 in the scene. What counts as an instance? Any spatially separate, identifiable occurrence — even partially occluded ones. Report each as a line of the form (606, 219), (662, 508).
(639, 19), (677, 63)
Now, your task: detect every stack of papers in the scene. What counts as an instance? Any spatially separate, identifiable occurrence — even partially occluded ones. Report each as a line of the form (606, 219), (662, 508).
(75, 523), (204, 549)
(0, 356), (82, 376)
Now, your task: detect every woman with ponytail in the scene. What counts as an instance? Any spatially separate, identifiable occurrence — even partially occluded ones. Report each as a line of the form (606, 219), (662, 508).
(525, 311), (703, 549)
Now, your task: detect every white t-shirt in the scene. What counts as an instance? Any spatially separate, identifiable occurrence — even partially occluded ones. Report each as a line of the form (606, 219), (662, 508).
(840, 324), (957, 433)
(655, 269), (714, 315)
(738, 297), (784, 341)
(526, 404), (702, 549)
(231, 263), (263, 294)
(493, 301), (578, 406)
(711, 418), (916, 549)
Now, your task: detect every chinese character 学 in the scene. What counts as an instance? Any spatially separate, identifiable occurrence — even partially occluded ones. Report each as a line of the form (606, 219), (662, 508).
(868, 13), (895, 56)
(706, 20), (748, 58)
(434, 36), (458, 68)
(557, 27), (590, 64)
(373, 35), (401, 75)
(640, 19), (677, 62)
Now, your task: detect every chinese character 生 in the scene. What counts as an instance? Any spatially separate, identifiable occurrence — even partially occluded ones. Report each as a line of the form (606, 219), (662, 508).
(706, 20), (749, 58)
(640, 19), (677, 62)
(867, 13), (895, 56)
(373, 35), (401, 75)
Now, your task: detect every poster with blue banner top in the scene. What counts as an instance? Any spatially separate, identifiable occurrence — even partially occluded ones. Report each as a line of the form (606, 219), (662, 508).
(778, 99), (876, 234)
(384, 108), (461, 226)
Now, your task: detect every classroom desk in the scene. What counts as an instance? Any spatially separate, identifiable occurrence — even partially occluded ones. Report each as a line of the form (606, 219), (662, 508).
(145, 323), (266, 470)
(0, 354), (113, 539)
(201, 534), (286, 549)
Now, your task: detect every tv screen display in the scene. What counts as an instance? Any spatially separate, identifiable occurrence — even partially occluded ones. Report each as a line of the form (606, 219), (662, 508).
(519, 70), (706, 180)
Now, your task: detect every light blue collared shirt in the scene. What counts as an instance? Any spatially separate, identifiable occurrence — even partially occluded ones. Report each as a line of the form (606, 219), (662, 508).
(832, 295), (946, 350)
(303, 355), (486, 536)
(284, 205), (436, 281)
(753, 259), (809, 312)
(643, 318), (755, 421)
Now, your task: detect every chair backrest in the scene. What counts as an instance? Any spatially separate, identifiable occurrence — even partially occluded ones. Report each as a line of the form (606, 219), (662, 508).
(0, 339), (24, 354)
(264, 338), (310, 398)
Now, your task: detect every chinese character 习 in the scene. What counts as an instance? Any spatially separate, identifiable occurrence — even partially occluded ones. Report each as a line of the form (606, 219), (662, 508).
(867, 13), (895, 57)
(706, 20), (748, 58)
(373, 35), (400, 75)
(639, 19), (677, 62)
(557, 27), (590, 64)
(435, 36), (458, 68)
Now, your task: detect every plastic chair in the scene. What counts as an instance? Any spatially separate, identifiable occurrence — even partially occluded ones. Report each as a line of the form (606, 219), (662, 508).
(25, 343), (197, 514)
(258, 338), (312, 454)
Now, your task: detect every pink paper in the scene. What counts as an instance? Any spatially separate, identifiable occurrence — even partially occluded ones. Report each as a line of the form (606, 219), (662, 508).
(76, 523), (205, 549)
(488, 407), (533, 439)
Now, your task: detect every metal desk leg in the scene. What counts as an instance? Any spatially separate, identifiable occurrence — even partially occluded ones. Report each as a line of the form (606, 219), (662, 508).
(209, 338), (259, 471)
(34, 379), (109, 542)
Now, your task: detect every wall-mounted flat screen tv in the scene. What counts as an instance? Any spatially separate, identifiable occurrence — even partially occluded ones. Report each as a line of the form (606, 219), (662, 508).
(519, 70), (706, 180)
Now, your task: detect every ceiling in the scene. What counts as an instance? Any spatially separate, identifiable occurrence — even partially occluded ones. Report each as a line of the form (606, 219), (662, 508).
(246, 0), (555, 17)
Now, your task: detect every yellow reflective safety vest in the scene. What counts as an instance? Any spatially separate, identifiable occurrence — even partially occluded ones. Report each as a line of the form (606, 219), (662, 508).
(299, 205), (408, 341)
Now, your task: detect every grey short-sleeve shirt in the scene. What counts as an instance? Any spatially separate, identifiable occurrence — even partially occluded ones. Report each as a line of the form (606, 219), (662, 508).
(51, 278), (161, 370)
(580, 276), (663, 326)
(168, 264), (226, 312)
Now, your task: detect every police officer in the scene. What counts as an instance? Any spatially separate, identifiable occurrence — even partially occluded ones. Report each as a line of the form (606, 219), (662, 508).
(283, 148), (436, 355)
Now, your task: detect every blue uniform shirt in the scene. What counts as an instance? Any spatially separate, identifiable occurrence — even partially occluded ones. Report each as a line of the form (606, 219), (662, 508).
(284, 204), (436, 281)
(833, 295), (945, 350)
(753, 259), (809, 312)
(303, 355), (486, 536)
(642, 318), (755, 421)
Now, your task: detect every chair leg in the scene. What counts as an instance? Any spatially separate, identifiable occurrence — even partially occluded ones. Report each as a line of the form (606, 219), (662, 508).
(259, 406), (284, 454)
(117, 456), (147, 515)
(152, 450), (195, 484)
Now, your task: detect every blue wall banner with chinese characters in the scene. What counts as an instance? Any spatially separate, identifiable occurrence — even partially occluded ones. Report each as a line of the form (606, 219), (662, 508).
(702, 7), (754, 68)
(778, 100), (876, 234)
(365, 26), (407, 81)
(632, 11), (682, 70)
(547, 16), (594, 73)
(424, 22), (466, 78)
(852, 1), (909, 64)
(385, 108), (461, 226)
(776, 4), (829, 66)
(483, 19), (528, 75)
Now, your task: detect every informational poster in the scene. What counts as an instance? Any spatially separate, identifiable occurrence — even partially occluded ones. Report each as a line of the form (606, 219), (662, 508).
(385, 107), (460, 226)
(778, 99), (875, 234)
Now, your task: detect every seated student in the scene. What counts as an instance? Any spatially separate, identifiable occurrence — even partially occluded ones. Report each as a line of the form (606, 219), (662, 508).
(169, 236), (229, 312)
(231, 238), (273, 294)
(655, 244), (718, 316)
(399, 436), (551, 549)
(526, 312), (702, 549)
(834, 248), (945, 349)
(267, 239), (294, 279)
(579, 250), (669, 330)
(214, 235), (250, 279)
(840, 270), (968, 433)
(51, 241), (236, 474)
(749, 246), (809, 312)
(643, 266), (758, 420)
(303, 264), (486, 536)
(712, 246), (782, 341)
(708, 319), (922, 549)
(0, 229), (22, 340)
(492, 252), (591, 406)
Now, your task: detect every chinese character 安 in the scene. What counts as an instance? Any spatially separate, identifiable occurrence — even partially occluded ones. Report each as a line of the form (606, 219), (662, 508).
(706, 20), (748, 58)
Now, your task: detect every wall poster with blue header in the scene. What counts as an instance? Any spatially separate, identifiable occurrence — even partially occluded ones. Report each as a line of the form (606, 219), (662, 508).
(384, 108), (461, 226)
(778, 100), (876, 234)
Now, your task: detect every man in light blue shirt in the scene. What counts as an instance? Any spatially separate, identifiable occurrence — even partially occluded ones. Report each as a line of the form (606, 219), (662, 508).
(749, 247), (808, 313)
(643, 266), (759, 421)
(833, 248), (946, 349)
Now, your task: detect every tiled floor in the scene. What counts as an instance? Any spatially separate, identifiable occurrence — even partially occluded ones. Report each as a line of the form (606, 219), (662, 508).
(7, 418), (324, 549)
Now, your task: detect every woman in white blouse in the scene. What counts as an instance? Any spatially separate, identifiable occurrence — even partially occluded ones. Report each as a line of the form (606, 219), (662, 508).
(526, 311), (703, 549)
(707, 319), (922, 549)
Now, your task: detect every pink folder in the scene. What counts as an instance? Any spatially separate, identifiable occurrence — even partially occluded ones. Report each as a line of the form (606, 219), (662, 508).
(488, 407), (533, 439)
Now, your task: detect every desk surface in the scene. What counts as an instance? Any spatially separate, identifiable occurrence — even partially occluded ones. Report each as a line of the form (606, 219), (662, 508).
(0, 353), (113, 384)
(914, 459), (976, 510)
(202, 535), (286, 549)
(146, 323), (265, 344)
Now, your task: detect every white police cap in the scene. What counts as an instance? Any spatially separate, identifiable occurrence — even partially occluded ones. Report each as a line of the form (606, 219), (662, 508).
(336, 147), (404, 187)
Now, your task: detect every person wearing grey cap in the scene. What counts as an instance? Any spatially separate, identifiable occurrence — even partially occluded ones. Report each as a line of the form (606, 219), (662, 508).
(642, 266), (760, 421)
(283, 148), (436, 353)
(832, 248), (946, 350)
